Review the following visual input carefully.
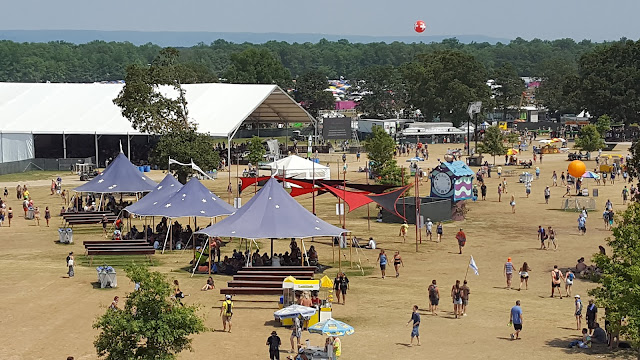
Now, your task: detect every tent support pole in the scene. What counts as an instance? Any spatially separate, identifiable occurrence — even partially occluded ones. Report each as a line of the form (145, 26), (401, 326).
(209, 238), (212, 275)
(271, 238), (274, 263)
(162, 222), (171, 254)
(228, 137), (232, 203)
(95, 133), (99, 168)
(127, 134), (131, 160)
(62, 133), (67, 159)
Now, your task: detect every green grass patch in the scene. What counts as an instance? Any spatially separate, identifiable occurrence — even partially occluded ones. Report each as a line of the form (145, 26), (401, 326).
(0, 170), (65, 182)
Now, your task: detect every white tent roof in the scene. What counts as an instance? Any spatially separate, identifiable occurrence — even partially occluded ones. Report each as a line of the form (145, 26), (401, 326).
(0, 82), (313, 137)
(267, 155), (329, 171)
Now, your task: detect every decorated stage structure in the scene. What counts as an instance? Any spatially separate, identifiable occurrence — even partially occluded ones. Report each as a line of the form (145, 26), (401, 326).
(429, 160), (474, 202)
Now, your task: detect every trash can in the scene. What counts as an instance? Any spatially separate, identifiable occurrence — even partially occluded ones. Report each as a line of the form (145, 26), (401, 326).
(97, 266), (117, 288)
(144, 165), (151, 172)
(593, 188), (598, 197)
(58, 228), (66, 243)
(65, 228), (73, 244)
(26, 208), (35, 220)
(138, 166), (144, 172)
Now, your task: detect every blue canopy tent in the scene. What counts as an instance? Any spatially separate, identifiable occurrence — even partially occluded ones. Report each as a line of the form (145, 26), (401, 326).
(136, 177), (235, 253)
(195, 177), (348, 272)
(74, 153), (157, 193)
(124, 174), (183, 215)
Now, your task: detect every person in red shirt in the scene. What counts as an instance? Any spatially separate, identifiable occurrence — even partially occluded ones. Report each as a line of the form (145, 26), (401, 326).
(456, 229), (467, 254)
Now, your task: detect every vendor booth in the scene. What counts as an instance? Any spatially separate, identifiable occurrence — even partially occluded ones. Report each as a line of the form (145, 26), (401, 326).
(279, 276), (332, 326)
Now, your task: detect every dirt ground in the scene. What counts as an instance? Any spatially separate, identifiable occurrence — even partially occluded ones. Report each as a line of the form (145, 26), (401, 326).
(0, 142), (635, 360)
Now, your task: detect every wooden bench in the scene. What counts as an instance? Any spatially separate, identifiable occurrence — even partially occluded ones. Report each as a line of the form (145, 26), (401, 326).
(83, 240), (148, 246)
(232, 274), (313, 281)
(219, 287), (283, 295)
(63, 211), (113, 217)
(86, 248), (155, 265)
(66, 216), (117, 227)
(227, 280), (284, 288)
(235, 270), (315, 277)
(241, 266), (317, 271)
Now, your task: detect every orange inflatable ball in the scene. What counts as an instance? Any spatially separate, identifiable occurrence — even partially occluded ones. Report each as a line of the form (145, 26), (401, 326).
(568, 160), (587, 178)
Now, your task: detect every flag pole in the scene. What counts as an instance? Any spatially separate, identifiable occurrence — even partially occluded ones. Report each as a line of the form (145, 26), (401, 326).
(464, 256), (471, 281)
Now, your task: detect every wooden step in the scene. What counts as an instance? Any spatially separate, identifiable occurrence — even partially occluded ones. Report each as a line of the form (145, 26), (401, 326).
(220, 287), (283, 295)
(241, 266), (316, 272)
(232, 274), (313, 281)
(236, 270), (314, 277)
(227, 281), (283, 288)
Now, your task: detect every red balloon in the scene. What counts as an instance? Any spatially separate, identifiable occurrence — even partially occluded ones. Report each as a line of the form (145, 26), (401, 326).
(414, 20), (426, 33)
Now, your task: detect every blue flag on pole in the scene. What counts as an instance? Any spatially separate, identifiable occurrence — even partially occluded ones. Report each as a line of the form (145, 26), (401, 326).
(469, 256), (479, 275)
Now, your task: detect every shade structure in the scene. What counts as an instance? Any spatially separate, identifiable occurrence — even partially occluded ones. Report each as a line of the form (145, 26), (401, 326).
(74, 153), (157, 193)
(267, 155), (331, 180)
(322, 184), (372, 212)
(196, 177), (347, 239)
(308, 318), (355, 336)
(274, 305), (317, 320)
(124, 174), (182, 215)
(366, 185), (412, 220)
(137, 177), (234, 218)
(581, 171), (600, 179)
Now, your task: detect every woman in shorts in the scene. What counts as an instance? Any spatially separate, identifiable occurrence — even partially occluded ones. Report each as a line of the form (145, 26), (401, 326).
(510, 195), (516, 213)
(547, 226), (557, 250)
(377, 250), (388, 279)
(44, 206), (51, 227)
(428, 280), (439, 315)
(451, 280), (463, 318)
(393, 251), (404, 278)
(7, 207), (13, 227)
(565, 269), (575, 297)
(518, 262), (531, 291)
(436, 222), (443, 242)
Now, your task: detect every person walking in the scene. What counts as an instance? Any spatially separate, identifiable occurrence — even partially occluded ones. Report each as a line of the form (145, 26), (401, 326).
(574, 295), (583, 330)
(552, 171), (558, 186)
(102, 214), (109, 237)
(290, 315), (302, 353)
(563, 183), (571, 198)
(399, 221), (409, 243)
(509, 300), (524, 340)
(503, 178), (508, 194)
(498, 183), (503, 202)
(338, 272), (349, 305)
(547, 226), (557, 250)
(565, 269), (575, 297)
(504, 257), (514, 289)
(622, 186), (629, 205)
(510, 195), (516, 213)
(525, 181), (531, 198)
(377, 249), (388, 279)
(266, 331), (282, 360)
(578, 214), (587, 235)
(66, 252), (75, 278)
(220, 294), (233, 332)
(393, 251), (404, 278)
(428, 280), (439, 315)
(544, 186), (551, 204)
(480, 183), (487, 200)
(44, 206), (51, 227)
(7, 207), (12, 227)
(518, 262), (531, 291)
(455, 228), (466, 254)
(425, 218), (433, 241)
(451, 280), (463, 318)
(461, 280), (471, 316)
(333, 272), (342, 304)
(551, 265), (564, 299)
(585, 299), (597, 335)
(406, 305), (421, 346)
(561, 171), (566, 186)
(537, 225), (547, 250)
(34, 206), (40, 226)
(436, 222), (443, 242)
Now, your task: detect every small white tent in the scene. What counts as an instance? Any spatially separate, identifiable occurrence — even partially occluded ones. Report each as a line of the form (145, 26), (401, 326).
(267, 155), (331, 180)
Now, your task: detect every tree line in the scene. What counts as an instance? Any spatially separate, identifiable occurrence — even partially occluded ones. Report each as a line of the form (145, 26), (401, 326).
(2, 37), (640, 124)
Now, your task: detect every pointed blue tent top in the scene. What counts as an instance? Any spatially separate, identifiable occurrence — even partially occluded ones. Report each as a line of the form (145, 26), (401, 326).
(125, 174), (183, 216)
(196, 177), (347, 239)
(74, 153), (157, 193)
(140, 177), (235, 218)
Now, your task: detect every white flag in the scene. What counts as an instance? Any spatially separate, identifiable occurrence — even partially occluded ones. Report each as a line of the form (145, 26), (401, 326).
(469, 256), (479, 275)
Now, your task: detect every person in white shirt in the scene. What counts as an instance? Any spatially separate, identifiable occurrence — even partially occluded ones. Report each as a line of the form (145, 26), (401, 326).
(365, 237), (376, 249)
(426, 218), (433, 241)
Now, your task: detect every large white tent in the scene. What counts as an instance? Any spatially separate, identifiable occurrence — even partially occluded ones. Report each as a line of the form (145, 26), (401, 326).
(0, 82), (314, 164)
(266, 155), (331, 180)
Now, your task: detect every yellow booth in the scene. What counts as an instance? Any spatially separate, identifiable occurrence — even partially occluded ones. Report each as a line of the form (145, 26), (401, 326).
(279, 276), (332, 326)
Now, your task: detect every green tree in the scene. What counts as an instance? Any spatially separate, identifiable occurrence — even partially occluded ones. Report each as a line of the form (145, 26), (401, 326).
(114, 48), (195, 135)
(93, 264), (206, 360)
(493, 63), (525, 113)
(402, 50), (490, 125)
(364, 126), (401, 185)
(595, 114), (612, 137)
(505, 132), (520, 149)
(246, 136), (266, 165)
(589, 202), (640, 358)
(294, 70), (335, 117)
(580, 39), (640, 124)
(150, 131), (220, 183)
(574, 124), (605, 153)
(478, 126), (506, 164)
(224, 48), (292, 89)
(535, 58), (581, 115)
(354, 65), (404, 119)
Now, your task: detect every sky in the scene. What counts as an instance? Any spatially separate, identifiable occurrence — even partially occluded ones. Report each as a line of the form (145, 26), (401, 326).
(2, 0), (640, 41)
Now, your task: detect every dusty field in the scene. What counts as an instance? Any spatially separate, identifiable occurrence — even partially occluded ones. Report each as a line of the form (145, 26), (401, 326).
(0, 142), (635, 360)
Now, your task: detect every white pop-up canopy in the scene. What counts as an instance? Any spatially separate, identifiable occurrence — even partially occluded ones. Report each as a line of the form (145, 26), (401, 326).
(266, 155), (331, 180)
